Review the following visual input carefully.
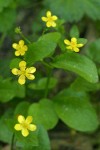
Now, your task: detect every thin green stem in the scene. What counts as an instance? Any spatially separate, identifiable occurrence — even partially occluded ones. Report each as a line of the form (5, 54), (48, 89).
(44, 68), (52, 98)
(42, 28), (49, 35)
(11, 133), (15, 150)
(20, 32), (31, 44)
(41, 61), (53, 69)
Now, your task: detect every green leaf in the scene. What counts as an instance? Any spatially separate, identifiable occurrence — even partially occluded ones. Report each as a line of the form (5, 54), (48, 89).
(86, 38), (100, 63)
(31, 125), (51, 150)
(53, 88), (99, 131)
(70, 25), (79, 38)
(10, 58), (22, 69)
(58, 36), (66, 52)
(13, 81), (25, 98)
(0, 57), (11, 78)
(0, 78), (15, 102)
(71, 77), (100, 92)
(15, 129), (38, 148)
(15, 125), (50, 149)
(0, 8), (16, 32)
(78, 38), (87, 45)
(21, 125), (50, 150)
(0, 78), (25, 102)
(28, 77), (57, 90)
(43, 0), (100, 22)
(28, 99), (58, 130)
(51, 52), (98, 83)
(0, 112), (13, 143)
(25, 32), (61, 65)
(55, 19), (65, 34)
(14, 102), (30, 117)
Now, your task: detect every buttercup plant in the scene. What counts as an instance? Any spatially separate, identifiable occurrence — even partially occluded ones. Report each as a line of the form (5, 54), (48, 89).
(12, 40), (28, 56)
(41, 10), (58, 27)
(0, 7), (99, 150)
(64, 37), (84, 52)
(11, 61), (36, 85)
(14, 115), (37, 137)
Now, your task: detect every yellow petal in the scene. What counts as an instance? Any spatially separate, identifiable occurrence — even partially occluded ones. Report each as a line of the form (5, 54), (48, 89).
(46, 11), (51, 17)
(71, 37), (77, 43)
(51, 22), (56, 27)
(74, 47), (80, 52)
(15, 50), (20, 56)
(18, 115), (25, 123)
(14, 124), (22, 131)
(46, 21), (52, 27)
(67, 46), (72, 50)
(20, 51), (25, 56)
(77, 43), (84, 47)
(41, 17), (47, 22)
(23, 45), (28, 51)
(11, 68), (19, 75)
(26, 74), (35, 80)
(64, 39), (71, 45)
(12, 43), (18, 49)
(52, 15), (58, 20)
(26, 116), (33, 124)
(22, 128), (29, 137)
(28, 124), (37, 131)
(19, 61), (26, 68)
(26, 67), (36, 74)
(18, 75), (26, 85)
(19, 40), (24, 46)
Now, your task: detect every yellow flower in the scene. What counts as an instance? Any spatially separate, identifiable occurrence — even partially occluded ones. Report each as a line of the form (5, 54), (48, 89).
(14, 115), (37, 137)
(41, 11), (58, 27)
(12, 40), (28, 56)
(64, 37), (84, 52)
(11, 61), (36, 85)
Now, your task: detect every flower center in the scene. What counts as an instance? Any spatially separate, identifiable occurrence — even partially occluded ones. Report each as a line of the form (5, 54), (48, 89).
(17, 45), (22, 51)
(21, 70), (26, 75)
(71, 42), (77, 48)
(21, 122), (28, 129)
(48, 17), (53, 22)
